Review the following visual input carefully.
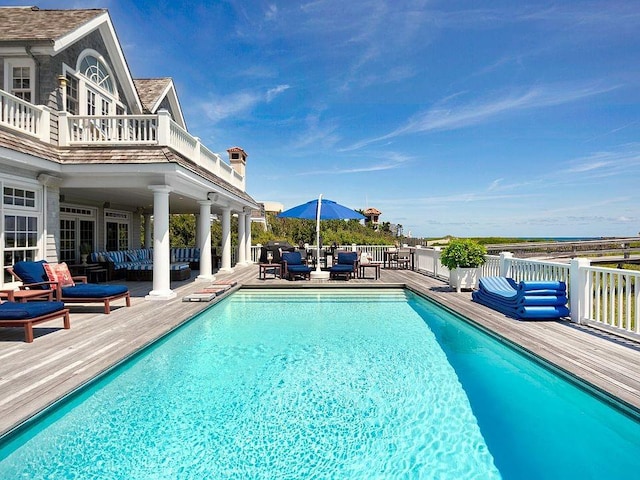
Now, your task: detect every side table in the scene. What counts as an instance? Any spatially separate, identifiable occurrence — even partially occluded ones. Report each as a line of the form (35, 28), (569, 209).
(259, 263), (281, 279)
(0, 288), (54, 302)
(359, 262), (381, 280)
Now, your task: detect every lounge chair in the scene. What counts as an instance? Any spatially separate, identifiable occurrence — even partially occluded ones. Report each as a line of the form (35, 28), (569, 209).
(9, 260), (130, 314)
(0, 301), (69, 342)
(472, 276), (569, 319)
(329, 252), (358, 280)
(281, 251), (312, 280)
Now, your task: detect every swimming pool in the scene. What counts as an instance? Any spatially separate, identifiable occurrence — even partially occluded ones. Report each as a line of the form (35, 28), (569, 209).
(1, 288), (640, 478)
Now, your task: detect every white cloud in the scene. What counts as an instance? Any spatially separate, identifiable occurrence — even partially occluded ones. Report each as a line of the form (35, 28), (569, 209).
(343, 82), (620, 150)
(202, 84), (290, 123)
(266, 84), (290, 102)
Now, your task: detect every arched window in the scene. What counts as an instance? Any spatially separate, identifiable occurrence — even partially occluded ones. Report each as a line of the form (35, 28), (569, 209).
(79, 54), (114, 93)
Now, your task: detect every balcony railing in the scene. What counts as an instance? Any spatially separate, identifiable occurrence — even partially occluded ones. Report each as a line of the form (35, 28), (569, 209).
(59, 110), (244, 191)
(0, 89), (50, 142)
(0, 88), (244, 191)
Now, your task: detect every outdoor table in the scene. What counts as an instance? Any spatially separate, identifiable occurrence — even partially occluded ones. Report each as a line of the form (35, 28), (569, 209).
(259, 263), (281, 279)
(359, 262), (381, 280)
(0, 288), (54, 302)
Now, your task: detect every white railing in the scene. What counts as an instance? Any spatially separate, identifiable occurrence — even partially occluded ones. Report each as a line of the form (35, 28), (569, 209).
(481, 255), (501, 276)
(248, 243), (640, 340)
(579, 264), (640, 339)
(59, 110), (244, 191)
(0, 89), (50, 141)
(507, 256), (570, 284)
(66, 115), (157, 143)
(413, 246), (449, 280)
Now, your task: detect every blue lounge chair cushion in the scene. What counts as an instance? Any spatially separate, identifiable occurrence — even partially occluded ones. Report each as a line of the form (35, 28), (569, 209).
(61, 284), (129, 299)
(287, 264), (312, 273)
(473, 276), (569, 319)
(282, 251), (304, 265)
(517, 280), (567, 292)
(0, 301), (66, 320)
(336, 252), (358, 265)
(12, 260), (49, 287)
(330, 264), (354, 272)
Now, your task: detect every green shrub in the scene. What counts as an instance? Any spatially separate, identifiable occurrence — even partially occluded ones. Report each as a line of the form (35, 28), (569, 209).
(440, 238), (487, 269)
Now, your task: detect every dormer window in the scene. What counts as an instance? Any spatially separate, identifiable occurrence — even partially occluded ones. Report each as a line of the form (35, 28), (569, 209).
(63, 50), (125, 117)
(79, 54), (114, 93)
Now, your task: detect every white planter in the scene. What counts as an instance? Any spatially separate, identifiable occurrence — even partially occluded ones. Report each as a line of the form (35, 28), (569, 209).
(449, 267), (480, 293)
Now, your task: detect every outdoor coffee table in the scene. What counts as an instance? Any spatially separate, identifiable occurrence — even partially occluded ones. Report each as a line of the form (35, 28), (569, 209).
(259, 263), (281, 279)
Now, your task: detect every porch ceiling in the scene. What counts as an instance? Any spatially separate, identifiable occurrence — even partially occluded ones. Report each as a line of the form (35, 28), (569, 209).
(58, 164), (254, 215)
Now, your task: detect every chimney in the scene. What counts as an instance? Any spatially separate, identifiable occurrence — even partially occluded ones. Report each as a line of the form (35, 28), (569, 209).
(227, 147), (247, 177)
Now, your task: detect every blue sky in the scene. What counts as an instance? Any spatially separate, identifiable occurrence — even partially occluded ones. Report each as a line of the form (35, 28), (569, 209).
(19, 1), (640, 238)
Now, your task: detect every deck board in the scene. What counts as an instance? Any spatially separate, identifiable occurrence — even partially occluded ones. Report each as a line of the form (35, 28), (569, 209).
(1, 266), (640, 436)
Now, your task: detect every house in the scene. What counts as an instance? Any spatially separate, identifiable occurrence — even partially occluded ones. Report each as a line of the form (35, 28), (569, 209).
(363, 207), (381, 230)
(0, 6), (259, 300)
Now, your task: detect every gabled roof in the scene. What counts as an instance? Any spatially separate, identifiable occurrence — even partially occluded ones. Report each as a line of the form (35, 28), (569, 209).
(0, 6), (143, 114)
(364, 207), (381, 215)
(133, 78), (186, 129)
(0, 7), (105, 42)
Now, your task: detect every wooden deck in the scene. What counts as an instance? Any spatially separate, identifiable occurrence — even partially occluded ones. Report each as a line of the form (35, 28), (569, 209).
(1, 265), (640, 437)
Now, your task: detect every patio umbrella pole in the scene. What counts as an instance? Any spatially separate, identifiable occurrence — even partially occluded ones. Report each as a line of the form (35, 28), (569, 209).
(311, 193), (330, 279)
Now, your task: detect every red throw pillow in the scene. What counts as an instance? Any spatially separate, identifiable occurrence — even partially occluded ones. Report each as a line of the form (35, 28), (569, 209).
(43, 263), (57, 283)
(43, 262), (75, 287)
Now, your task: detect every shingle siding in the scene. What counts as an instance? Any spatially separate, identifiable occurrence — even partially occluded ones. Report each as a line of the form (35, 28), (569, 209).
(41, 29), (129, 111)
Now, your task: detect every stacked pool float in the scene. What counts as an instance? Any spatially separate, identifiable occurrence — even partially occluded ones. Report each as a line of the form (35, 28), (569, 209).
(472, 276), (570, 320)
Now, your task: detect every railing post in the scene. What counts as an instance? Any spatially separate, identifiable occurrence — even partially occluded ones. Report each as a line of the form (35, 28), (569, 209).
(433, 246), (442, 278)
(39, 106), (51, 143)
(57, 111), (68, 146)
(570, 258), (591, 324)
(499, 252), (513, 277)
(193, 136), (202, 166)
(157, 110), (171, 145)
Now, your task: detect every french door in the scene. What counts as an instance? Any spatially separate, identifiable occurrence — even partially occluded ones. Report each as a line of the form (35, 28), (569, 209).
(60, 206), (96, 263)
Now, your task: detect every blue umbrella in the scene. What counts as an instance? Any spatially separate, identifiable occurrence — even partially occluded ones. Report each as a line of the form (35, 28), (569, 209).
(278, 194), (364, 277)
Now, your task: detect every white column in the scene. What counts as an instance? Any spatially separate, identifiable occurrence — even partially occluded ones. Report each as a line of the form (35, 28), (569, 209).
(237, 211), (247, 266)
(219, 207), (233, 273)
(194, 213), (200, 250)
(245, 213), (252, 263)
(196, 201), (214, 281)
(144, 213), (152, 248)
(146, 185), (176, 300)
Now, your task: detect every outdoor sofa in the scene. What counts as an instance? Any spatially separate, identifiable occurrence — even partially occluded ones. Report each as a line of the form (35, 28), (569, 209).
(90, 247), (199, 281)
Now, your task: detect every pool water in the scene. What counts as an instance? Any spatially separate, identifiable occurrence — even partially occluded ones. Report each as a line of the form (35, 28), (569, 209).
(1, 289), (640, 479)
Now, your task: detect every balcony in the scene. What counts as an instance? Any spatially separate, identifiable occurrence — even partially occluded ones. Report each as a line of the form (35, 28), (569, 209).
(0, 89), (244, 191)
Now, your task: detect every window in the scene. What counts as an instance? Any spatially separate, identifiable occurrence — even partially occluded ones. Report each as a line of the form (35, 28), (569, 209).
(4, 187), (35, 207)
(2, 182), (40, 284)
(104, 210), (130, 251)
(64, 51), (125, 119)
(87, 90), (97, 116)
(80, 54), (114, 94)
(11, 66), (31, 101)
(4, 59), (35, 102)
(66, 74), (79, 114)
